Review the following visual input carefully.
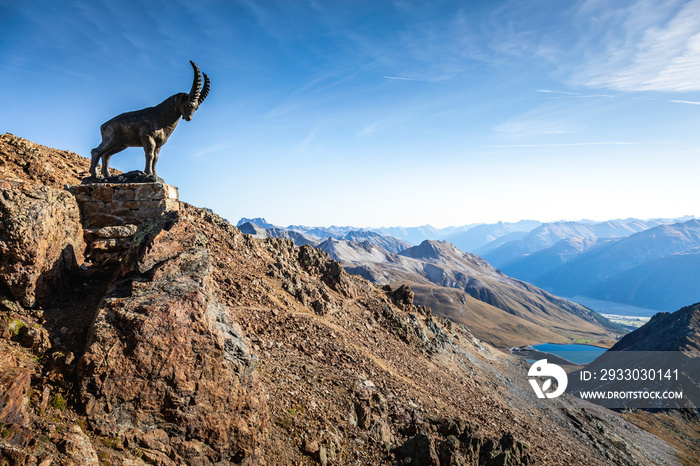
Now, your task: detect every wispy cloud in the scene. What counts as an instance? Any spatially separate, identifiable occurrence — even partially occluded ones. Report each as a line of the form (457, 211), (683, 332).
(265, 65), (368, 118)
(383, 76), (422, 81)
(358, 121), (381, 137)
(357, 107), (420, 137)
(576, 0), (700, 92)
(671, 99), (700, 105)
(485, 141), (639, 148)
(537, 89), (579, 95)
(192, 143), (236, 158)
(537, 89), (614, 98)
(494, 112), (578, 136)
(297, 126), (319, 155)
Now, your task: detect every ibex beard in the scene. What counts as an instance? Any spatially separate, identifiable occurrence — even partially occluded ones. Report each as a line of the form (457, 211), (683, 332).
(90, 60), (210, 178)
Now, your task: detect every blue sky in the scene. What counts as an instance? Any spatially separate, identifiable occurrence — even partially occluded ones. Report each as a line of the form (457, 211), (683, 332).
(2, 0), (700, 228)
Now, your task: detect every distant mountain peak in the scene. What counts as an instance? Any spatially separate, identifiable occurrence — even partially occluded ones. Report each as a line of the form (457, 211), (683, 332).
(399, 240), (460, 260)
(237, 221), (267, 237)
(236, 217), (275, 229)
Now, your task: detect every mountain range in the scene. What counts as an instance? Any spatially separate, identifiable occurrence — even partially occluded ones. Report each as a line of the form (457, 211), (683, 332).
(241, 215), (699, 313)
(491, 220), (700, 311)
(236, 219), (412, 253)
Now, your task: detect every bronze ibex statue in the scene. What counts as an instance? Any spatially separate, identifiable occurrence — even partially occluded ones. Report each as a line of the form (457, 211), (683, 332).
(90, 61), (210, 178)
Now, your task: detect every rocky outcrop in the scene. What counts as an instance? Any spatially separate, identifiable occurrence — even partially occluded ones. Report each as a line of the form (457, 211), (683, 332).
(77, 212), (266, 464)
(0, 133), (93, 188)
(394, 417), (532, 466)
(0, 341), (34, 456)
(0, 367), (30, 430)
(0, 365), (31, 447)
(0, 179), (85, 307)
(57, 424), (100, 465)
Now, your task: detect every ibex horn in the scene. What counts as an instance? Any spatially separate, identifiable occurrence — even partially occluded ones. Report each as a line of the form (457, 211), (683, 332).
(189, 60), (202, 104)
(199, 73), (210, 105)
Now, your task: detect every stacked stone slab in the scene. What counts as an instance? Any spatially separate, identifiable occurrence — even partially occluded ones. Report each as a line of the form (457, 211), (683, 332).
(69, 183), (179, 228)
(68, 182), (179, 264)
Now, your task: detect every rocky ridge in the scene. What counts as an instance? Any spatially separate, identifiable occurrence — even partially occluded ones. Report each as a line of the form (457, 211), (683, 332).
(0, 133), (692, 465)
(608, 303), (700, 354)
(238, 219), (413, 254)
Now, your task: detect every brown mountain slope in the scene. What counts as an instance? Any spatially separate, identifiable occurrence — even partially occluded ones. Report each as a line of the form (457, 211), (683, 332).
(0, 135), (687, 464)
(322, 237), (620, 348)
(145, 205), (679, 465)
(0, 133), (93, 187)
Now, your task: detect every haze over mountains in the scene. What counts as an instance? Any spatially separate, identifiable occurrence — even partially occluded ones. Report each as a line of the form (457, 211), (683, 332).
(239, 215), (700, 316)
(489, 219), (700, 312)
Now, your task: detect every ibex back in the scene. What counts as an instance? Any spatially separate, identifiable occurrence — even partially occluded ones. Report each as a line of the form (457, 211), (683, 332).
(90, 61), (210, 178)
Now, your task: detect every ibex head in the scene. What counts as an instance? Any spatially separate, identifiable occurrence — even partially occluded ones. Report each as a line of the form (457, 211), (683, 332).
(179, 60), (210, 121)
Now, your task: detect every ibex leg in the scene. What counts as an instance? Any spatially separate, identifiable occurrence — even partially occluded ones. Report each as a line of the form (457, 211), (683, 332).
(143, 138), (157, 175)
(152, 146), (162, 176)
(90, 142), (126, 178)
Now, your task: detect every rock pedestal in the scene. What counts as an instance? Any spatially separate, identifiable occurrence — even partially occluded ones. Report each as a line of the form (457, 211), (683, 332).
(68, 182), (180, 264)
(69, 182), (179, 228)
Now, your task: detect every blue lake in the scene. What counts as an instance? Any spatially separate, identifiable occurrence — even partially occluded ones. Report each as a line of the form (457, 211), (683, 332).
(532, 343), (607, 365)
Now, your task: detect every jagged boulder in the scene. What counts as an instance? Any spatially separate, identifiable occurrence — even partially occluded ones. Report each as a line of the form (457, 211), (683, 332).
(394, 417), (532, 466)
(57, 425), (100, 465)
(0, 366), (31, 429)
(0, 341), (33, 451)
(76, 212), (266, 464)
(388, 284), (415, 310)
(349, 380), (393, 446)
(298, 244), (358, 297)
(0, 179), (85, 308)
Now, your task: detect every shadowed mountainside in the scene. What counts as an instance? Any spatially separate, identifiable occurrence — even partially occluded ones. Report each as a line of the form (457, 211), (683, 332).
(608, 303), (700, 354)
(578, 303), (700, 461)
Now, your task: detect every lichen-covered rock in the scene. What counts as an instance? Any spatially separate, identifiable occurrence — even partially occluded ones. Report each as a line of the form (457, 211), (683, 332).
(58, 425), (100, 465)
(0, 179), (85, 308)
(297, 244), (358, 297)
(0, 344), (33, 449)
(349, 380), (394, 447)
(77, 213), (266, 464)
(17, 325), (51, 353)
(0, 366), (30, 428)
(388, 284), (415, 310)
(393, 417), (533, 466)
